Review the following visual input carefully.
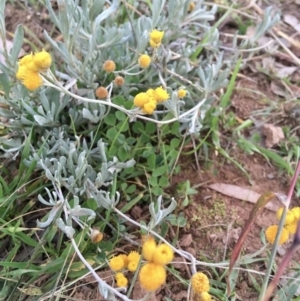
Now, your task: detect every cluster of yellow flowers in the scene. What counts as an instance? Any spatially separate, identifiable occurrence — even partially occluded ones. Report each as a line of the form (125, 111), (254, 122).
(108, 237), (174, 291)
(137, 29), (163, 69)
(134, 87), (169, 114)
(149, 29), (164, 48)
(191, 272), (212, 300)
(139, 236), (174, 291)
(265, 206), (300, 245)
(109, 251), (141, 287)
(16, 50), (52, 91)
(177, 88), (187, 98)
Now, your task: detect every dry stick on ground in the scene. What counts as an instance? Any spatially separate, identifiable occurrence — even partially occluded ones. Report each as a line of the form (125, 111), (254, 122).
(269, 30), (300, 66)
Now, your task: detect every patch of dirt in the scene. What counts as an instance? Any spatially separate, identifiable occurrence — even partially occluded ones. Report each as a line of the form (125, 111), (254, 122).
(170, 79), (300, 300)
(5, 3), (56, 52)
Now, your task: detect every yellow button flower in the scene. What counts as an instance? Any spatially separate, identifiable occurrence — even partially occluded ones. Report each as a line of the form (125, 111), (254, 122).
(115, 272), (124, 280)
(277, 208), (296, 225)
(139, 263), (166, 291)
(149, 39), (161, 48)
(19, 53), (33, 66)
(285, 221), (298, 235)
(119, 254), (129, 267)
(116, 274), (128, 287)
(200, 292), (212, 301)
(177, 89), (187, 98)
(191, 272), (210, 294)
(149, 29), (164, 44)
(27, 61), (40, 72)
(33, 50), (52, 70)
(138, 54), (151, 68)
(95, 86), (108, 99)
(291, 207), (300, 220)
(114, 75), (125, 87)
(142, 236), (157, 261)
(16, 50), (52, 91)
(152, 244), (174, 265)
(109, 255), (126, 271)
(154, 86), (169, 102)
(90, 229), (103, 243)
(188, 2), (195, 12)
(142, 100), (156, 114)
(103, 60), (116, 73)
(128, 260), (139, 272)
(146, 89), (156, 98)
(128, 251), (140, 263)
(265, 225), (289, 245)
(133, 92), (149, 107)
(22, 71), (43, 91)
(16, 65), (28, 80)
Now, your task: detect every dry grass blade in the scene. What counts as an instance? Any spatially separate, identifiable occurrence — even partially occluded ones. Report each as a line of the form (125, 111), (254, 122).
(263, 220), (300, 301)
(227, 191), (276, 296)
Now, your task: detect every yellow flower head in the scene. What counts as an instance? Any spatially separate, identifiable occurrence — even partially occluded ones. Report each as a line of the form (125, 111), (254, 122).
(33, 50), (52, 70)
(142, 236), (157, 261)
(291, 207), (300, 220)
(177, 89), (187, 98)
(138, 54), (151, 68)
(27, 61), (40, 72)
(119, 254), (129, 267)
(16, 65), (28, 80)
(149, 29), (164, 44)
(142, 99), (156, 114)
(146, 89), (156, 98)
(188, 2), (195, 12)
(277, 208), (296, 225)
(90, 229), (103, 243)
(139, 263), (166, 291)
(154, 86), (169, 102)
(103, 60), (116, 73)
(19, 53), (33, 66)
(114, 75), (125, 87)
(22, 71), (43, 91)
(152, 244), (174, 265)
(285, 221), (298, 235)
(128, 260), (139, 272)
(149, 39), (161, 48)
(200, 292), (212, 301)
(116, 274), (128, 287)
(95, 86), (108, 99)
(191, 272), (210, 294)
(128, 251), (140, 263)
(133, 92), (149, 107)
(265, 225), (289, 245)
(109, 255), (126, 271)
(115, 272), (124, 280)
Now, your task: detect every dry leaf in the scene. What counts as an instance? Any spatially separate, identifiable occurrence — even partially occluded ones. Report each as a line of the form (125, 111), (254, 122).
(276, 65), (298, 78)
(179, 234), (193, 247)
(262, 124), (285, 148)
(271, 80), (287, 97)
(208, 183), (280, 211)
(283, 14), (300, 32)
